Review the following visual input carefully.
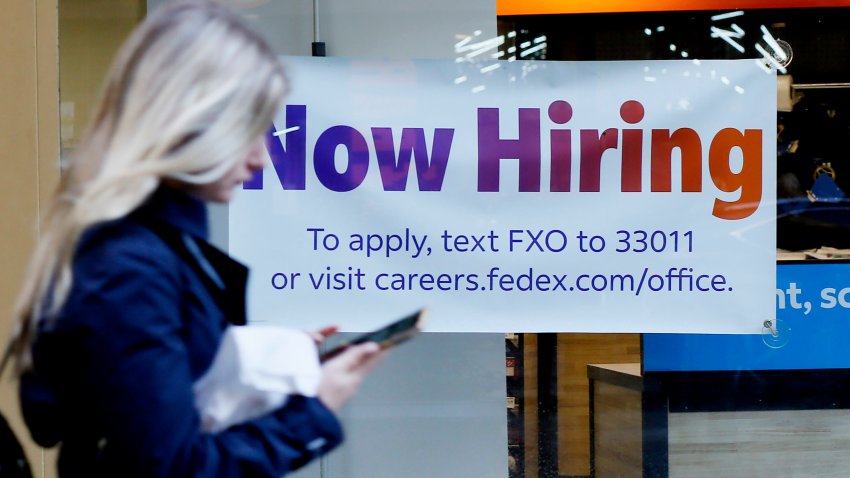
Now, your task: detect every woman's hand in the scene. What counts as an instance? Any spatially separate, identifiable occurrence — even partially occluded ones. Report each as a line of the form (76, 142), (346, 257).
(316, 342), (384, 412)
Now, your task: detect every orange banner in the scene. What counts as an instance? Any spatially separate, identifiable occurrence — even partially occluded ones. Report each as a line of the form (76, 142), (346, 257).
(497, 0), (850, 16)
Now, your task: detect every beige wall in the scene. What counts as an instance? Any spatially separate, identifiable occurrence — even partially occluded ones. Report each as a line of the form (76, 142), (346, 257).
(0, 0), (60, 477)
(1, 2), (143, 476)
(59, 0), (144, 149)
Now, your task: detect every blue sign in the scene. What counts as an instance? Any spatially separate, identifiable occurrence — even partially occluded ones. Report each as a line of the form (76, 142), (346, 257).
(644, 261), (850, 371)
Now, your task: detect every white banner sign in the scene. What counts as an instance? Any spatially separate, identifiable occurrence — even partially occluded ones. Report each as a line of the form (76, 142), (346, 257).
(230, 56), (776, 334)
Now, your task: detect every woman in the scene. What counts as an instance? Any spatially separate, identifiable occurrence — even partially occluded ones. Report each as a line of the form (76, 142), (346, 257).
(4, 1), (383, 476)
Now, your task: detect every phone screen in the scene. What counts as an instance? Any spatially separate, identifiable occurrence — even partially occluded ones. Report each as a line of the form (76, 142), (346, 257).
(319, 309), (425, 361)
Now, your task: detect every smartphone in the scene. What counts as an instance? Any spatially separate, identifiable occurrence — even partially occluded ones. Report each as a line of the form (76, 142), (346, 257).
(319, 309), (427, 362)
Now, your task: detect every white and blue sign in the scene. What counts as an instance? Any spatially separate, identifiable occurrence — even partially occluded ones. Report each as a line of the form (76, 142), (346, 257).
(230, 56), (776, 333)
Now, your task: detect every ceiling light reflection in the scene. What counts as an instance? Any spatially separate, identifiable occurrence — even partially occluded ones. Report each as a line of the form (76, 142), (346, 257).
(711, 10), (744, 21)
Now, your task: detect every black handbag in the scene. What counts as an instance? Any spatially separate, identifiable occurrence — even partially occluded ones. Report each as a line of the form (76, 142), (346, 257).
(0, 412), (33, 478)
(0, 349), (33, 478)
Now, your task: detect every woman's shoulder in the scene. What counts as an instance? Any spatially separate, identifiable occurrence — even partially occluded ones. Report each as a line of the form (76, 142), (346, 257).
(30, 216), (189, 347)
(74, 215), (184, 279)
(51, 216), (190, 334)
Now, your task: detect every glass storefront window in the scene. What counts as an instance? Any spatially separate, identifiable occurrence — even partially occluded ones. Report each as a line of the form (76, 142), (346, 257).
(55, 2), (850, 478)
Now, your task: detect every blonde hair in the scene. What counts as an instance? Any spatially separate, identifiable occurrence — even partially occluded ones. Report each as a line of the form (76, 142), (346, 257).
(5, 0), (287, 372)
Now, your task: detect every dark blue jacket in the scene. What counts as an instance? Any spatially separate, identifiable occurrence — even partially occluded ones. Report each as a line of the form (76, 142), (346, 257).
(20, 187), (342, 477)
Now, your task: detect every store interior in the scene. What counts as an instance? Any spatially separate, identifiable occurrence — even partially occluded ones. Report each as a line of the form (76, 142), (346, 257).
(499, 6), (850, 478)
